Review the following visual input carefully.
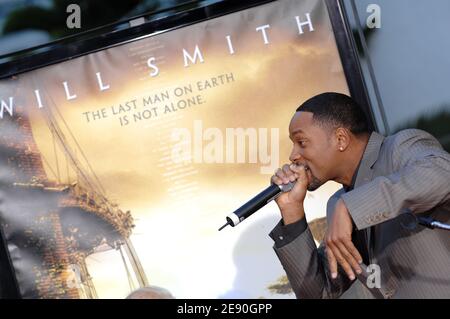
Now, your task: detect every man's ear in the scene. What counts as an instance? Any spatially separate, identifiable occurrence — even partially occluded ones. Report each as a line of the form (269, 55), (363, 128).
(335, 127), (351, 152)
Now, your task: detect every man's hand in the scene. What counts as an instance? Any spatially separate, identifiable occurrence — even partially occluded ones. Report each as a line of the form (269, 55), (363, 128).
(271, 164), (309, 225)
(325, 198), (363, 281)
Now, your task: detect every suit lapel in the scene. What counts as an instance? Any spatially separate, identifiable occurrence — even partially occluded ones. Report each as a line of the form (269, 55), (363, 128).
(353, 132), (388, 297)
(354, 132), (385, 189)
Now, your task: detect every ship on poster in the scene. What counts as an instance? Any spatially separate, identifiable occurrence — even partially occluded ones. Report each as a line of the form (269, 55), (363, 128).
(0, 0), (347, 298)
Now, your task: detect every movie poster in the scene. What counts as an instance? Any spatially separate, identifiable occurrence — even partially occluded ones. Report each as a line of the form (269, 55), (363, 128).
(0, 0), (347, 298)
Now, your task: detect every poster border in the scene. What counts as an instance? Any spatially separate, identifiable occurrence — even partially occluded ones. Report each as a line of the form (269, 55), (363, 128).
(0, 0), (375, 299)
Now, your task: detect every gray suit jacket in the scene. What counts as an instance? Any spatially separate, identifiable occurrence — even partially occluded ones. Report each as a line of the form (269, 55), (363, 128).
(270, 129), (450, 299)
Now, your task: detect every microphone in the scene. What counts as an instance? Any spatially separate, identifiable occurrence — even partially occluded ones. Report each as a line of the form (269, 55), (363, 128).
(400, 210), (450, 231)
(218, 181), (296, 231)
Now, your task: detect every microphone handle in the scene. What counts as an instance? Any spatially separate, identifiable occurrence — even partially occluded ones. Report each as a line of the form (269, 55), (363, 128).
(225, 182), (295, 227)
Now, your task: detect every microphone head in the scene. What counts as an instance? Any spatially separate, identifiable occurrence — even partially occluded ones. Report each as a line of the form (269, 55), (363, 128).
(399, 211), (418, 231)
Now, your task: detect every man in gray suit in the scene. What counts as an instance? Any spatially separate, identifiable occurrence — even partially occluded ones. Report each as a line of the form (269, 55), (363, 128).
(269, 92), (450, 299)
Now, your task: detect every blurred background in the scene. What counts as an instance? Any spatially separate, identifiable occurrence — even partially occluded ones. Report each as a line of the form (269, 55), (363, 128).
(342, 0), (450, 151)
(0, 0), (217, 56)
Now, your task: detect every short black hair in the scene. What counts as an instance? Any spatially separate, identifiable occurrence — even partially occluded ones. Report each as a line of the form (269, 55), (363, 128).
(296, 92), (370, 135)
